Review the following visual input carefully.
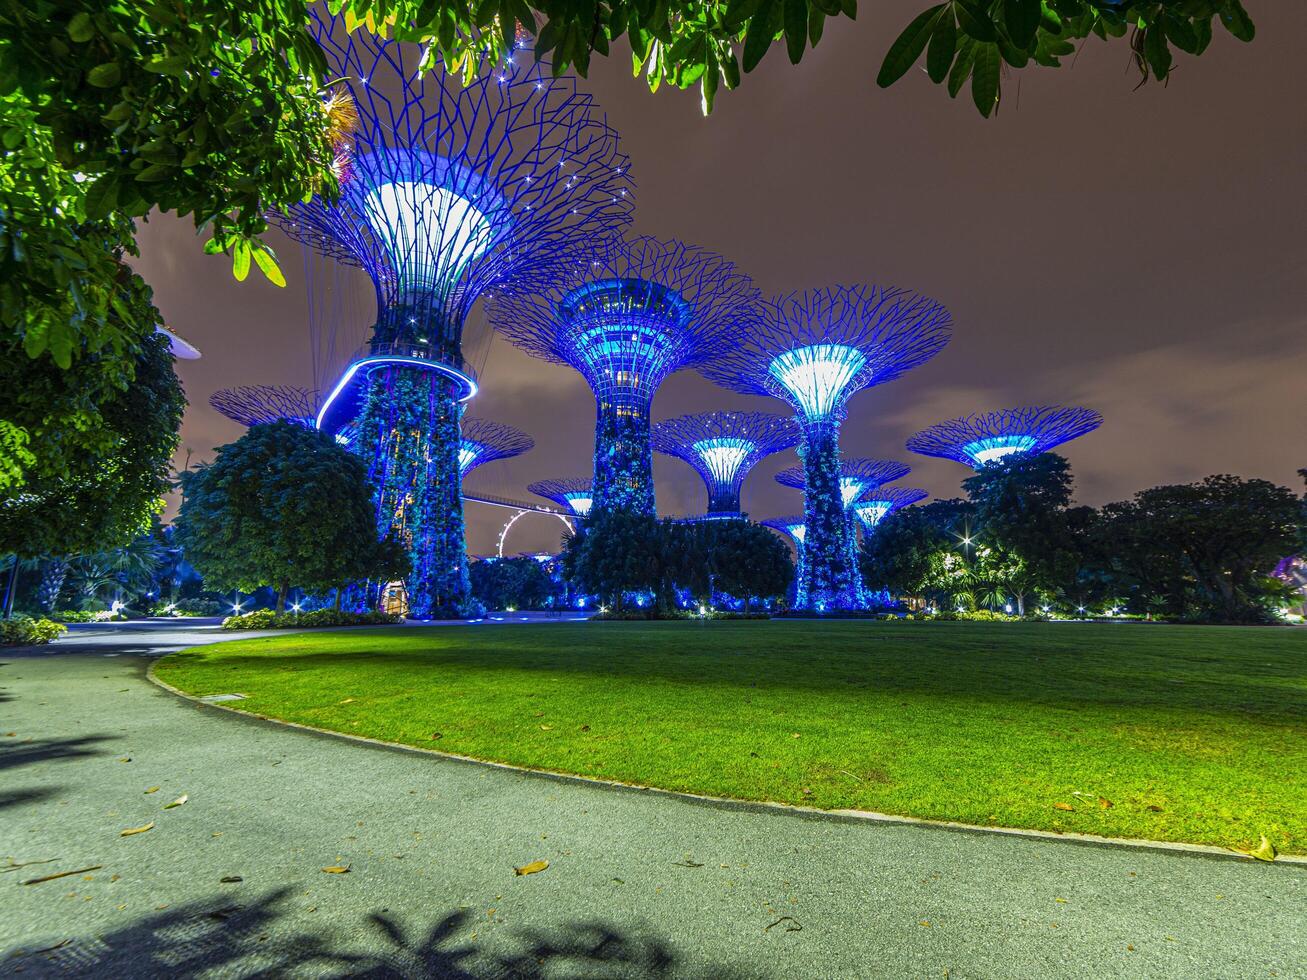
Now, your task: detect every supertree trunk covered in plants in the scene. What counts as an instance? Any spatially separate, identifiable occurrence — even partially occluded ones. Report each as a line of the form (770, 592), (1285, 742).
(269, 12), (633, 616)
(488, 237), (759, 518)
(704, 285), (951, 611)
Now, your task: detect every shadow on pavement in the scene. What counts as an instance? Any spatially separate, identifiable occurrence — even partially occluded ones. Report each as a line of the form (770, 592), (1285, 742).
(0, 735), (118, 774)
(5, 886), (749, 978)
(0, 786), (63, 812)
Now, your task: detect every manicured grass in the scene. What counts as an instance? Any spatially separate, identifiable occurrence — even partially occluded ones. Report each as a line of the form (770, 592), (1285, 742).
(154, 621), (1307, 853)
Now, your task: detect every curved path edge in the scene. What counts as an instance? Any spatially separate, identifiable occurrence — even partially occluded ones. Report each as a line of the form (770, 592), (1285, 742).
(146, 656), (1303, 867)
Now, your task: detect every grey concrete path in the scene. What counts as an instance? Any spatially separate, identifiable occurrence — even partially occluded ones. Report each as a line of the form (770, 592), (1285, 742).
(1, 634), (1303, 978)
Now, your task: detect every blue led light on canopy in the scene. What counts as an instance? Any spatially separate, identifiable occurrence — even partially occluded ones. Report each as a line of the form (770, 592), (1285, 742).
(853, 486), (929, 531)
(458, 418), (534, 478)
(529, 478), (595, 517)
(489, 237), (760, 517)
(775, 458), (912, 509)
(268, 11), (633, 618)
(906, 406), (1103, 469)
(651, 412), (799, 518)
(209, 386), (320, 429)
(701, 285), (951, 611)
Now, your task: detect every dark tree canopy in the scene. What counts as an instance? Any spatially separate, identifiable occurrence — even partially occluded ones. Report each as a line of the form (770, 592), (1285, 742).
(176, 422), (408, 610)
(701, 519), (794, 611)
(469, 556), (558, 611)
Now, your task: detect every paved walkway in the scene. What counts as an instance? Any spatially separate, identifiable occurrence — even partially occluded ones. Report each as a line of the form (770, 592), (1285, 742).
(1, 627), (1303, 977)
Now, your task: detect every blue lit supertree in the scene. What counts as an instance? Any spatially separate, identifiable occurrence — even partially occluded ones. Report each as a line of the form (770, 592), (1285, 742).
(853, 486), (929, 532)
(529, 478), (595, 517)
(269, 13), (633, 617)
(703, 286), (951, 610)
(458, 418), (533, 478)
(775, 457), (911, 509)
(488, 236), (759, 516)
(906, 406), (1103, 469)
(761, 515), (807, 608)
(209, 386), (319, 428)
(650, 411), (799, 519)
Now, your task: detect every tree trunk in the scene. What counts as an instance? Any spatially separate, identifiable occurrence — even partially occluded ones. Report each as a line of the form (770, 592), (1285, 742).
(2, 558), (18, 620)
(276, 583), (289, 613)
(334, 589), (343, 611)
(1016, 593), (1025, 617)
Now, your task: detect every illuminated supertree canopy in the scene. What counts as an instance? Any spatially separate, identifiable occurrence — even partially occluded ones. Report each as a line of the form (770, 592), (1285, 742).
(459, 417), (534, 477)
(775, 457), (912, 509)
(853, 486), (929, 531)
(209, 386), (319, 428)
(650, 411), (798, 518)
(488, 236), (759, 517)
(703, 285), (951, 610)
(906, 406), (1103, 469)
(529, 478), (595, 517)
(269, 12), (633, 617)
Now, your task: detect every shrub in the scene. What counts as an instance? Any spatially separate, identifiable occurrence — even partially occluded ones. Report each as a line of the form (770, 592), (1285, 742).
(170, 599), (225, 616)
(220, 609), (403, 630)
(53, 610), (97, 623)
(1, 615), (68, 646)
(590, 609), (692, 621)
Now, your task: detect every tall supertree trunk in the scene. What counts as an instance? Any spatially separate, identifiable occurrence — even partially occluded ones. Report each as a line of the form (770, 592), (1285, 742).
(356, 366), (470, 618)
(799, 424), (864, 610)
(592, 397), (655, 516)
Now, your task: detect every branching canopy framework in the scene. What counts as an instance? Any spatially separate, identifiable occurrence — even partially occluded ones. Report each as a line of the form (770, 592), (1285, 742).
(209, 386), (320, 428)
(459, 417), (534, 476)
(906, 406), (1104, 468)
(775, 457), (912, 508)
(854, 486), (929, 530)
(651, 411), (799, 515)
(528, 477), (595, 516)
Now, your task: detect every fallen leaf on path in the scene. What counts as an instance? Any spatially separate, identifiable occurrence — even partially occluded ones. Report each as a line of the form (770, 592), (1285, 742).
(672, 860), (704, 868)
(430, 732), (442, 740)
(2, 858), (57, 873)
(339, 698), (357, 704)
(4, 732), (15, 737)
(514, 860), (548, 876)
(580, 725), (590, 732)
(321, 865), (350, 874)
(1244, 836), (1277, 862)
(1146, 805), (1164, 812)
(1053, 803), (1074, 812)
(790, 733), (801, 739)
(120, 822), (154, 837)
(1055, 898), (1068, 904)
(118, 757), (132, 763)
(220, 875), (243, 883)
(539, 724), (553, 731)
(765, 916), (802, 933)
(1099, 797), (1114, 809)
(163, 794), (188, 810)
(21, 865), (102, 885)
(144, 787), (160, 795)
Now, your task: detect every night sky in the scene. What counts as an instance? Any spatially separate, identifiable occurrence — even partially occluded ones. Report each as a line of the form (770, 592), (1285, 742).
(132, 1), (1306, 556)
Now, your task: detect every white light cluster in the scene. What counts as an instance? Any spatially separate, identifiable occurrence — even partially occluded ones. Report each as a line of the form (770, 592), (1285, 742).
(768, 344), (867, 421)
(691, 437), (756, 487)
(361, 181), (494, 293)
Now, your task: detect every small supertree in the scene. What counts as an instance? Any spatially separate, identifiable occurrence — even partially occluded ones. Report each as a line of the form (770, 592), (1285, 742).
(489, 236), (759, 516)
(459, 418), (534, 478)
(650, 411), (799, 518)
(761, 516), (808, 608)
(906, 406), (1104, 469)
(775, 457), (911, 509)
(209, 386), (319, 428)
(853, 486), (929, 532)
(703, 285), (951, 610)
(269, 13), (633, 617)
(529, 478), (595, 516)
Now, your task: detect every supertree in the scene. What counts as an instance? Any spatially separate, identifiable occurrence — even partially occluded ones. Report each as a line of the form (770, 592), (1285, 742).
(761, 515), (807, 607)
(458, 418), (534, 478)
(488, 236), (759, 517)
(775, 458), (911, 509)
(853, 486), (929, 532)
(529, 478), (595, 516)
(650, 411), (799, 519)
(209, 386), (319, 428)
(269, 13), (633, 617)
(703, 285), (951, 610)
(906, 406), (1103, 469)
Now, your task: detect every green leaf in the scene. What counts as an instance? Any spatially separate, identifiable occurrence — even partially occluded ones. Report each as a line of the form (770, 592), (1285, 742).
(971, 41), (1000, 117)
(926, 8), (957, 84)
(876, 4), (944, 88)
(67, 12), (94, 43)
(232, 240), (250, 282)
(955, 1), (995, 41)
(1220, 0), (1254, 42)
(144, 55), (188, 77)
(251, 246), (286, 287)
(948, 35), (976, 98)
(742, 0), (777, 72)
(724, 0), (765, 33)
(808, 5), (826, 46)
(87, 63), (121, 88)
(1143, 24), (1171, 78)
(1003, 0), (1041, 49)
(84, 174), (118, 220)
(784, 0), (807, 64)
(1163, 14), (1199, 55)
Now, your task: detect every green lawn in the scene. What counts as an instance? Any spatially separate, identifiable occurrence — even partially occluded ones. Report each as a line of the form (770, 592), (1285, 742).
(153, 621), (1307, 853)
